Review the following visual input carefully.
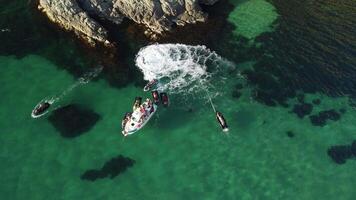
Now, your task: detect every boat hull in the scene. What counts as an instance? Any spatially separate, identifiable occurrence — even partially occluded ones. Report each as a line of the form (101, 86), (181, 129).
(122, 104), (157, 136)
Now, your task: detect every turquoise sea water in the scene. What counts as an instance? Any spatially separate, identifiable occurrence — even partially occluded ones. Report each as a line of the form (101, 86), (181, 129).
(1, 0), (356, 199)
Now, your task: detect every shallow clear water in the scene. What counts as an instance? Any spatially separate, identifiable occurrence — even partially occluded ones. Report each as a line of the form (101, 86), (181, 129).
(1, 0), (356, 199)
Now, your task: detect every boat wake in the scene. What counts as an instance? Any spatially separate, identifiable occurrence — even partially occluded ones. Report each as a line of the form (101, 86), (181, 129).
(135, 44), (239, 132)
(135, 43), (237, 98)
(31, 66), (103, 118)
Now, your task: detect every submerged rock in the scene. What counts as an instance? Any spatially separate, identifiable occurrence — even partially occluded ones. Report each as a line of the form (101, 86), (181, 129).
(352, 141), (356, 157)
(286, 130), (294, 138)
(38, 0), (219, 45)
(312, 98), (321, 105)
(48, 104), (100, 138)
(327, 140), (356, 164)
(309, 109), (341, 127)
(296, 94), (305, 103)
(81, 155), (135, 181)
(292, 103), (313, 118)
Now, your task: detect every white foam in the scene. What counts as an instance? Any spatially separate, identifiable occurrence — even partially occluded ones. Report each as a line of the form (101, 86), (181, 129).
(55, 65), (103, 101)
(135, 43), (234, 95)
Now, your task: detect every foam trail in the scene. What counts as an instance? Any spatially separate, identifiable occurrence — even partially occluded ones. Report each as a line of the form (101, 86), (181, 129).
(135, 43), (235, 97)
(54, 66), (103, 102)
(32, 66), (103, 118)
(205, 90), (216, 113)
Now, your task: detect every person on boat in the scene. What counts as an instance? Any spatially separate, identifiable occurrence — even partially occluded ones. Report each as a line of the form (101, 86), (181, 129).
(34, 102), (51, 115)
(121, 112), (131, 129)
(140, 105), (145, 113)
(149, 104), (154, 113)
(133, 97), (142, 111)
(146, 98), (152, 106)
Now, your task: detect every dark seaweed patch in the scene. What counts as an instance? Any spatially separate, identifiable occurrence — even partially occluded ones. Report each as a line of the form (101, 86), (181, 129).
(352, 141), (356, 157)
(48, 104), (100, 138)
(292, 103), (313, 118)
(219, 0), (356, 108)
(81, 155), (135, 181)
(339, 108), (346, 114)
(232, 84), (243, 99)
(312, 99), (321, 105)
(232, 90), (242, 99)
(297, 94), (305, 103)
(309, 109), (341, 127)
(327, 141), (356, 164)
(286, 131), (295, 138)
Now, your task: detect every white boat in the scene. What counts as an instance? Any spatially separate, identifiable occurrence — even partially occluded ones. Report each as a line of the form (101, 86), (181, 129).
(122, 100), (157, 136)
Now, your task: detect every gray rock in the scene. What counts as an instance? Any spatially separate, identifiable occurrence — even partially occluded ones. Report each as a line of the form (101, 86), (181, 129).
(38, 0), (111, 45)
(38, 0), (219, 45)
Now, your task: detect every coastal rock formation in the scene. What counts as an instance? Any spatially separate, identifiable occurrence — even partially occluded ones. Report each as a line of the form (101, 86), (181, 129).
(38, 0), (112, 45)
(38, 0), (219, 45)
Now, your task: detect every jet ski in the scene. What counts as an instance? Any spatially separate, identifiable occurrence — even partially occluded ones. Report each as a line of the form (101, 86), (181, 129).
(151, 90), (160, 104)
(216, 111), (229, 132)
(132, 97), (142, 111)
(121, 112), (132, 129)
(160, 92), (169, 107)
(143, 79), (158, 92)
(122, 99), (157, 136)
(31, 101), (51, 118)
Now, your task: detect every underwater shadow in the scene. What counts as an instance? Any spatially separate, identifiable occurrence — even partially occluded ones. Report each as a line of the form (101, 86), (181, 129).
(48, 104), (101, 138)
(81, 155), (135, 181)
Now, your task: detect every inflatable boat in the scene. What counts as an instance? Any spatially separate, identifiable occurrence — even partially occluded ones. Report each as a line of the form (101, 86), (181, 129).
(216, 111), (229, 132)
(160, 92), (169, 107)
(151, 90), (160, 104)
(143, 79), (158, 92)
(31, 101), (52, 118)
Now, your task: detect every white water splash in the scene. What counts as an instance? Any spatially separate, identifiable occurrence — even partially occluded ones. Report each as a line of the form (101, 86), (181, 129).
(135, 43), (235, 95)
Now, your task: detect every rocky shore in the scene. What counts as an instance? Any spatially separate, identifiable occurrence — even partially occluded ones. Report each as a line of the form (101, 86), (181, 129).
(38, 0), (219, 46)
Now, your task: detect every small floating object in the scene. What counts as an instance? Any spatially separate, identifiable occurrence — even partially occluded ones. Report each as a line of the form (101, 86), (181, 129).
(31, 101), (52, 118)
(132, 97), (142, 111)
(0, 28), (10, 32)
(122, 99), (157, 136)
(143, 79), (158, 92)
(216, 111), (229, 132)
(160, 92), (169, 107)
(151, 90), (160, 104)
